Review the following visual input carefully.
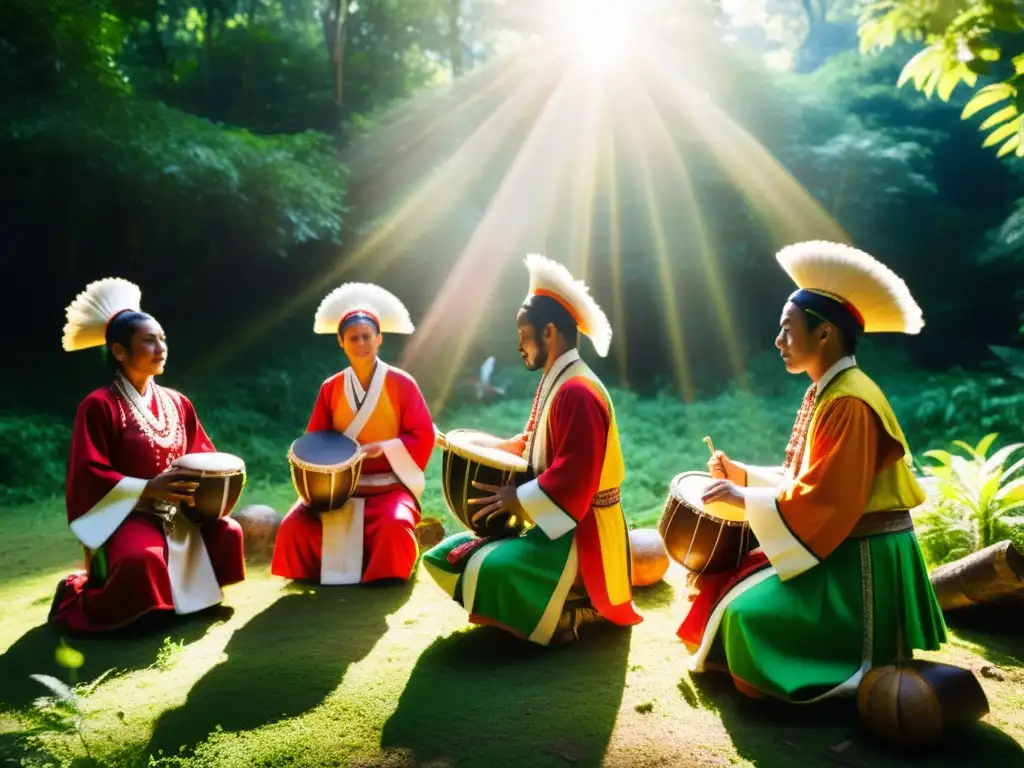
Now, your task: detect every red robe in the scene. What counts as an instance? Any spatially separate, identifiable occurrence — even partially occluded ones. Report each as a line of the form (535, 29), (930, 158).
(49, 377), (245, 634)
(514, 351), (642, 631)
(271, 361), (435, 583)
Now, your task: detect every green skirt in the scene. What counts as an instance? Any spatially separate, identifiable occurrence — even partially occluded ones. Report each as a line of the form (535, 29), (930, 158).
(703, 531), (947, 702)
(422, 528), (577, 645)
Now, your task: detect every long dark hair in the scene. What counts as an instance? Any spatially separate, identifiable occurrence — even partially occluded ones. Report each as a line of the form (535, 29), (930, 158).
(104, 310), (155, 374)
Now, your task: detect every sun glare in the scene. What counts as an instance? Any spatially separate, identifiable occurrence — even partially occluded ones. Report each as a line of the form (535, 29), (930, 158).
(555, 0), (633, 72)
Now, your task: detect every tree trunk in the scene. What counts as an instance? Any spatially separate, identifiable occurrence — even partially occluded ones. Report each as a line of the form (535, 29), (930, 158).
(449, 0), (463, 77)
(321, 0), (350, 138)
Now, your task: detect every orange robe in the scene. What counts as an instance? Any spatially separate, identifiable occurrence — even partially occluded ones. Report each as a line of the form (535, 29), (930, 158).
(271, 361), (435, 584)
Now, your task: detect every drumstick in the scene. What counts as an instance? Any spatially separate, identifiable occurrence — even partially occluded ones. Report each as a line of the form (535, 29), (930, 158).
(703, 435), (716, 458)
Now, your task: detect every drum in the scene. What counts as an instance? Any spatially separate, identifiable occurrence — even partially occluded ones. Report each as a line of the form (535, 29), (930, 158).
(657, 471), (757, 574)
(170, 452), (246, 526)
(287, 430), (364, 513)
(440, 429), (531, 538)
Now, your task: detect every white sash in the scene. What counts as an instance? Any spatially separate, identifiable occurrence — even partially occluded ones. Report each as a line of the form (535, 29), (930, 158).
(528, 350), (582, 472)
(166, 514), (223, 614)
(320, 361), (388, 585)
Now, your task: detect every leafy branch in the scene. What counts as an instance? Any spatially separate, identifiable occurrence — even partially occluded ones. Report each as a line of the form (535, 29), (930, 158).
(858, 0), (1024, 157)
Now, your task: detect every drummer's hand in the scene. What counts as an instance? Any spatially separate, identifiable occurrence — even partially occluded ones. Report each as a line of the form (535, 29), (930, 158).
(361, 442), (385, 459)
(143, 469), (199, 507)
(496, 433), (527, 457)
(469, 481), (523, 526)
(708, 451), (744, 484)
(701, 479), (745, 508)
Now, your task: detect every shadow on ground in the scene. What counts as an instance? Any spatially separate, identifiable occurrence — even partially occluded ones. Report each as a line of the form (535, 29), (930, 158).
(380, 621), (632, 768)
(0, 605), (235, 712)
(687, 670), (1023, 768)
(146, 580), (412, 761)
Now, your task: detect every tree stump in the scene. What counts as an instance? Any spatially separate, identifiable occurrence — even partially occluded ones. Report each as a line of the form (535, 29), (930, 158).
(630, 528), (669, 587)
(233, 505), (281, 562)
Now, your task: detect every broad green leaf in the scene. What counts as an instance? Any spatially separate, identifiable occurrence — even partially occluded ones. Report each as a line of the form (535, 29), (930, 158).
(996, 477), (1024, 502)
(962, 83), (1015, 119)
(983, 118), (1022, 147)
(898, 45), (940, 88)
(938, 66), (967, 101)
(977, 433), (1001, 457)
(923, 449), (954, 465)
(980, 105), (1018, 131)
(998, 133), (1022, 157)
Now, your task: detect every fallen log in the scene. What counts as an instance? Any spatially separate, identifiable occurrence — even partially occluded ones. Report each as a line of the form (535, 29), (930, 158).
(929, 540), (1024, 613)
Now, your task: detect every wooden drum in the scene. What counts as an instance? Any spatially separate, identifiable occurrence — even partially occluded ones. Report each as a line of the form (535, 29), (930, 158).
(170, 452), (246, 526)
(287, 430), (364, 513)
(658, 471), (757, 574)
(440, 429), (530, 539)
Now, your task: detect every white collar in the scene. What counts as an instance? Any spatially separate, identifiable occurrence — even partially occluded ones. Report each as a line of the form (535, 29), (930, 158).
(117, 371), (153, 405)
(815, 355), (856, 398)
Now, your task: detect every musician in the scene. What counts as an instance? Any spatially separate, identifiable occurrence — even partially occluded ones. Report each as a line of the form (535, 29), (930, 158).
(49, 278), (246, 634)
(422, 254), (643, 646)
(271, 283), (435, 585)
(678, 241), (946, 702)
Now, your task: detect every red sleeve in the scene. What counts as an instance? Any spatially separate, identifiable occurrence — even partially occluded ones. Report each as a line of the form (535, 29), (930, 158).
(516, 379), (609, 539)
(395, 372), (435, 471)
(306, 379), (336, 432)
(65, 393), (126, 524)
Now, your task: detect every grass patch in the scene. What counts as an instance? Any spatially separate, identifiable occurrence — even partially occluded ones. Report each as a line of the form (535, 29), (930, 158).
(1, 353), (1022, 766)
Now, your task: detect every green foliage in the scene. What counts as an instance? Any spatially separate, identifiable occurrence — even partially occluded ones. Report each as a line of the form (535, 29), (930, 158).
(2, 93), (346, 258)
(914, 433), (1024, 567)
(858, 0), (1024, 157)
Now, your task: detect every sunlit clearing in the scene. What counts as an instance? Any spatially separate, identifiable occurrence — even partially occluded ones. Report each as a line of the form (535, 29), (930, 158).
(554, 0), (633, 72)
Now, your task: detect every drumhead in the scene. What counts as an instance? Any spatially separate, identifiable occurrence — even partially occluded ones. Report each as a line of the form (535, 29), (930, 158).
(172, 451), (245, 474)
(289, 430), (361, 471)
(444, 429), (528, 472)
(669, 471), (746, 523)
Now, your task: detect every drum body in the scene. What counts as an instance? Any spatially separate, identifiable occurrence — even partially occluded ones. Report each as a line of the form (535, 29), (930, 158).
(658, 471), (757, 574)
(171, 452), (247, 526)
(440, 429), (531, 538)
(288, 431), (364, 513)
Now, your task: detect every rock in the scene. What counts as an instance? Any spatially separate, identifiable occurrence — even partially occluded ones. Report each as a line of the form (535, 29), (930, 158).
(630, 528), (669, 587)
(415, 516), (446, 551)
(980, 665), (1006, 682)
(233, 504), (281, 561)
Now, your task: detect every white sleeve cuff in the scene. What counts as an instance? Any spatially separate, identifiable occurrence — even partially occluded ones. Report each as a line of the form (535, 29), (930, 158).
(69, 476), (149, 550)
(737, 462), (785, 489)
(744, 486), (819, 581)
(380, 438), (426, 502)
(516, 479), (576, 540)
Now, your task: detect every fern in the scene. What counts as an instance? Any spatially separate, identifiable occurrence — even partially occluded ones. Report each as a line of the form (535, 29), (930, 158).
(858, 0), (1024, 158)
(916, 433), (1024, 567)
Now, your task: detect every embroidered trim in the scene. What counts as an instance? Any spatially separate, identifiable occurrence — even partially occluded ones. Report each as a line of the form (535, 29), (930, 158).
(592, 487), (620, 508)
(113, 374), (183, 452)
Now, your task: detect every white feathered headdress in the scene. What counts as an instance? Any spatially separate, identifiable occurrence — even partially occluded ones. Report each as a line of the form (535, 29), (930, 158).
(776, 240), (924, 335)
(62, 278), (143, 352)
(313, 282), (415, 335)
(523, 253), (612, 357)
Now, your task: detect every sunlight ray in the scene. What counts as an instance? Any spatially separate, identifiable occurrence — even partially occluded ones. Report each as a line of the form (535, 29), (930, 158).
(640, 56), (849, 247)
(630, 73), (748, 384)
(618, 75), (694, 402)
(188, 71), (557, 376)
(401, 73), (585, 411)
(603, 124), (629, 388)
(564, 79), (603, 280)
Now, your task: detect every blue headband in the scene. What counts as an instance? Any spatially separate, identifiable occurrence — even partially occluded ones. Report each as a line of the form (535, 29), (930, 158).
(788, 289), (864, 333)
(338, 311), (380, 335)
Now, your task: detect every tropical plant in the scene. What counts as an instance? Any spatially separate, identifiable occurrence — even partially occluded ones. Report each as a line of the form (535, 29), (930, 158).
(857, 0), (1024, 158)
(915, 432), (1024, 566)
